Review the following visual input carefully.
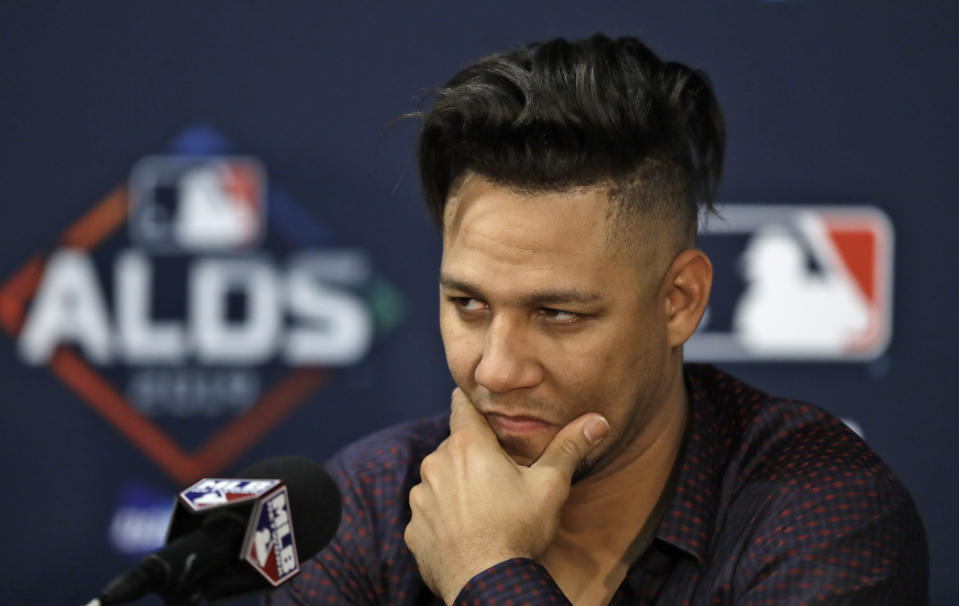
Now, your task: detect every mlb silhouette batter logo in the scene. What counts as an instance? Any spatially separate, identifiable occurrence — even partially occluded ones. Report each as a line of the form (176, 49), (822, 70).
(129, 156), (266, 253)
(687, 205), (893, 361)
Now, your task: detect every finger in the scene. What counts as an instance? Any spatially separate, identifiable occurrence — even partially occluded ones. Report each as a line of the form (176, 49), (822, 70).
(448, 388), (496, 438)
(408, 482), (427, 513)
(532, 413), (608, 482)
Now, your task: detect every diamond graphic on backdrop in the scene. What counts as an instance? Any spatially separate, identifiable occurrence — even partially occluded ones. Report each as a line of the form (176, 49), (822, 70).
(689, 204), (893, 361)
(0, 123), (406, 485)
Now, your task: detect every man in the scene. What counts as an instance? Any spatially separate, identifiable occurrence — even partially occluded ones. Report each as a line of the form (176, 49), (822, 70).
(269, 34), (927, 605)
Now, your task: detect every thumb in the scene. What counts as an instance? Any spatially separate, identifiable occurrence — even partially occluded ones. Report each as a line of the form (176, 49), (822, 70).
(533, 414), (609, 482)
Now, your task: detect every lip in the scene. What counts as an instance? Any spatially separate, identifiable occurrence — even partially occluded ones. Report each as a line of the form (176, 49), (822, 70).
(484, 412), (553, 437)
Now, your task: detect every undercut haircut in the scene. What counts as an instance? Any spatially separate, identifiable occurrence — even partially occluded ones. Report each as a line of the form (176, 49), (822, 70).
(417, 34), (725, 246)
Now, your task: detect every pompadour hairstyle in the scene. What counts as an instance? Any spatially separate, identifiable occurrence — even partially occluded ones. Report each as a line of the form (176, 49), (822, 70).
(417, 33), (725, 243)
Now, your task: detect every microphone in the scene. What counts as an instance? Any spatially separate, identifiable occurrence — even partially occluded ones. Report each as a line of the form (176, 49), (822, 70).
(88, 456), (342, 605)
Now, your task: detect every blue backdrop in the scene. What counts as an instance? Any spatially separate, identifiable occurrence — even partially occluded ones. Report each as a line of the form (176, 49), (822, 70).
(1, 2), (955, 604)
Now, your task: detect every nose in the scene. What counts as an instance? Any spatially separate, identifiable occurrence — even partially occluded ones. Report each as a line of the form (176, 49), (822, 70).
(473, 315), (543, 394)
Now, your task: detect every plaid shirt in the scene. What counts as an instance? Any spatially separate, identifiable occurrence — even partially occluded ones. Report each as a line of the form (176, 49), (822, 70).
(267, 365), (927, 605)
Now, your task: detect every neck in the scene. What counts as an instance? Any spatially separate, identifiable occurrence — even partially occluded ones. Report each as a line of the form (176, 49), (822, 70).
(565, 374), (687, 548)
(539, 361), (689, 603)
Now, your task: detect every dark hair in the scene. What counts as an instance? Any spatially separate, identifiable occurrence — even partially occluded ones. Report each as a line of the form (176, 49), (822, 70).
(417, 33), (725, 243)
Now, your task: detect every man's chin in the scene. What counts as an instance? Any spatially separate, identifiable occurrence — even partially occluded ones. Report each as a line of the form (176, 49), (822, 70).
(505, 452), (537, 467)
(502, 443), (601, 482)
(497, 436), (547, 467)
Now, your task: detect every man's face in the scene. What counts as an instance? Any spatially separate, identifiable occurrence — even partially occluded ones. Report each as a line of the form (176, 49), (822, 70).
(439, 175), (676, 479)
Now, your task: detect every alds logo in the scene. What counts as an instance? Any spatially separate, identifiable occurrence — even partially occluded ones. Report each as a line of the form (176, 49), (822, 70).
(0, 125), (404, 485)
(688, 204), (894, 361)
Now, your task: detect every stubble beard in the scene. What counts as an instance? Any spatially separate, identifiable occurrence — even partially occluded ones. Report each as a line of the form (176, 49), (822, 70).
(570, 396), (657, 485)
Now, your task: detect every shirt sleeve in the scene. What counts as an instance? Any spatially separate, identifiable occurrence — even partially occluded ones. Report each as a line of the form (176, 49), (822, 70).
(733, 469), (929, 605)
(452, 558), (571, 605)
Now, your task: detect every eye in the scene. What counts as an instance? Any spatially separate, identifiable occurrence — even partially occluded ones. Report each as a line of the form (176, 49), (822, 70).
(449, 297), (488, 312)
(541, 308), (580, 322)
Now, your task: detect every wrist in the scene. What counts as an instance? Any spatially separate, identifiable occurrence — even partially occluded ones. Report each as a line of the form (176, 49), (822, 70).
(441, 552), (529, 605)
(447, 557), (562, 605)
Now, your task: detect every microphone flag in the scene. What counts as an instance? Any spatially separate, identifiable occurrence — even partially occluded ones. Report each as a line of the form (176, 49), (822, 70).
(171, 476), (300, 586)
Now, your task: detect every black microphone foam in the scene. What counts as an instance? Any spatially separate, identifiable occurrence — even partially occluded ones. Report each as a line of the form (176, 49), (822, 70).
(91, 455), (342, 605)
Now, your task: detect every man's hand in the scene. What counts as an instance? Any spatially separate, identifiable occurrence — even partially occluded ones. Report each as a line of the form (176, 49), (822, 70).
(404, 388), (609, 604)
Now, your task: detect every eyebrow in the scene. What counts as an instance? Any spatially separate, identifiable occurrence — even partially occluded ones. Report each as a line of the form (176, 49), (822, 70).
(439, 275), (604, 307)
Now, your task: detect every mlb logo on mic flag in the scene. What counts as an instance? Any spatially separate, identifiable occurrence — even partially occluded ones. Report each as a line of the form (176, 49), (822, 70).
(245, 487), (300, 586)
(687, 204), (894, 362)
(180, 478), (281, 511)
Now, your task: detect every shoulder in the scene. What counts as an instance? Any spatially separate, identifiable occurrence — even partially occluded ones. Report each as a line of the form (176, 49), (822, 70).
(685, 365), (928, 600)
(327, 413), (450, 496)
(686, 363), (902, 488)
(685, 363), (924, 544)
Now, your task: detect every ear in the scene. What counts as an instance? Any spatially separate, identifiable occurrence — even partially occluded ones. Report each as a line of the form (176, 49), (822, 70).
(661, 249), (712, 348)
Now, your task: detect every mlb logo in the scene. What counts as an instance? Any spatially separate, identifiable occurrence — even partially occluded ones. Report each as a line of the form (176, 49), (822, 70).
(128, 156), (266, 253)
(179, 478), (281, 512)
(244, 487), (299, 586)
(687, 204), (894, 361)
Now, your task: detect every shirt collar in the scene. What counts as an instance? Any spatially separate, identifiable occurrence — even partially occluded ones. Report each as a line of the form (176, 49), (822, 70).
(651, 364), (730, 567)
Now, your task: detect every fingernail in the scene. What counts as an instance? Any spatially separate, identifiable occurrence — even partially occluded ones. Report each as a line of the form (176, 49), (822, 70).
(584, 416), (609, 444)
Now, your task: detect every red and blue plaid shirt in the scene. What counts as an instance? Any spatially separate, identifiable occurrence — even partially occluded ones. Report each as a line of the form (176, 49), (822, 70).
(267, 364), (927, 605)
